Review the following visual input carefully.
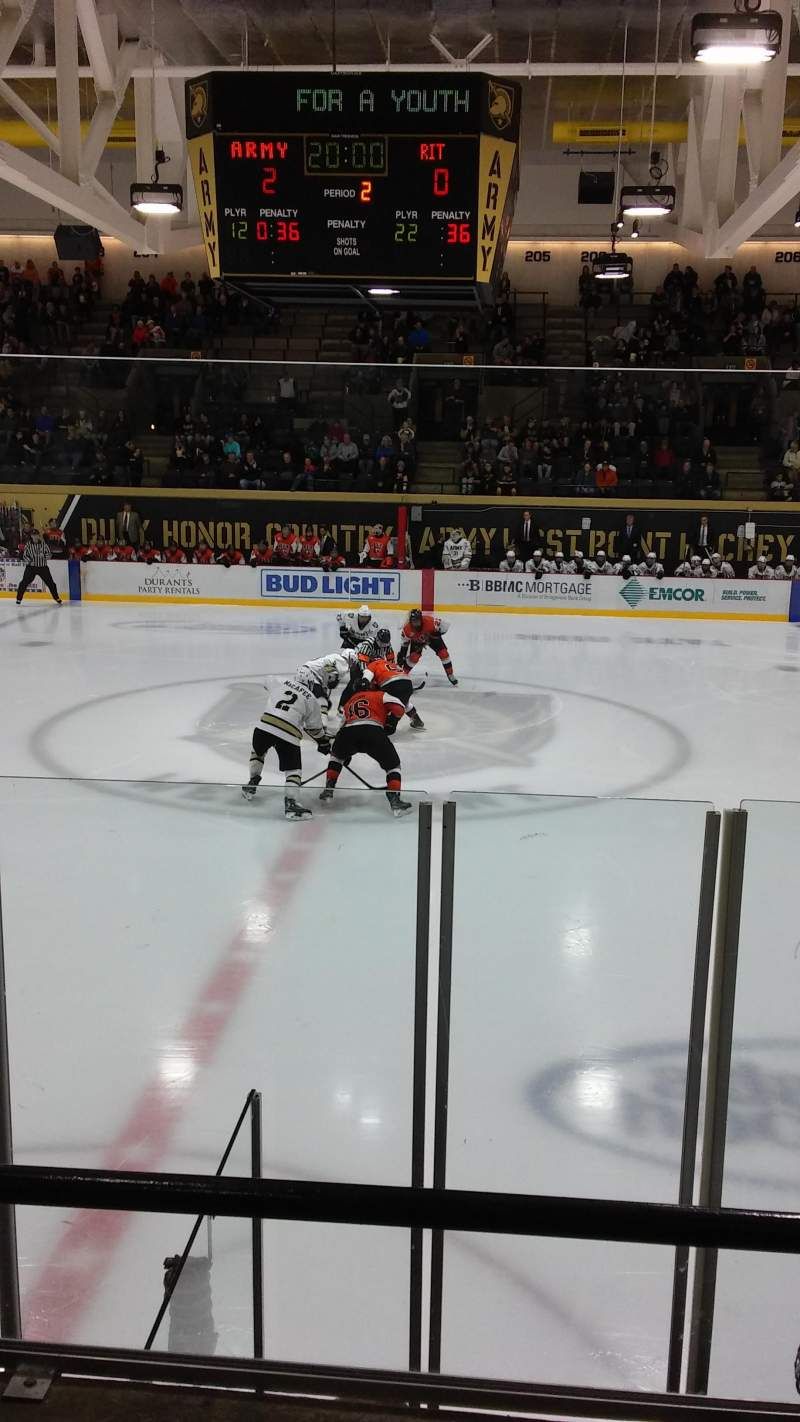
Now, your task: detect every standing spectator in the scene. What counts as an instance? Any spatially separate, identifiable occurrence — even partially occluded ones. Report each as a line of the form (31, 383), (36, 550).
(115, 501), (142, 547)
(783, 440), (800, 478)
(14, 527), (62, 605)
(387, 379), (411, 429)
(742, 264), (765, 315)
(277, 368), (296, 412)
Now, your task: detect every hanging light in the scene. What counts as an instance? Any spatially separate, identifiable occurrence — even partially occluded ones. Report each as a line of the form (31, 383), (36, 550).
(131, 1), (183, 215)
(619, 184), (675, 217)
(794, 208), (800, 229)
(691, 4), (782, 65)
(631, 219), (640, 238)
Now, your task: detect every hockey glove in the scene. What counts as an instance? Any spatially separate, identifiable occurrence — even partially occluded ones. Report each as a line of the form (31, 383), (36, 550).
(385, 715), (398, 737)
(316, 737), (332, 756)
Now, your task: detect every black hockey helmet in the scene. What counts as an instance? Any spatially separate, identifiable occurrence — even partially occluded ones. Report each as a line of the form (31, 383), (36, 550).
(375, 627), (392, 650)
(409, 609), (423, 628)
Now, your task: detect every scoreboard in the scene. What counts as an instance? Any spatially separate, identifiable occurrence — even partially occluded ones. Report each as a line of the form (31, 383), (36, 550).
(185, 72), (520, 295)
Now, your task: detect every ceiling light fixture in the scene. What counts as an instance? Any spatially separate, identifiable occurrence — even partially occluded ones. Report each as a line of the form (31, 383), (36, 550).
(131, 146), (182, 214)
(367, 286), (399, 296)
(691, 3), (781, 65)
(131, 0), (183, 216)
(619, 184), (675, 217)
(593, 254), (634, 281)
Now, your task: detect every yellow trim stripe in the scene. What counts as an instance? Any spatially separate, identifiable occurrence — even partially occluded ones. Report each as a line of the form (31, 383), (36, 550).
(79, 592), (784, 620)
(3, 481), (799, 514)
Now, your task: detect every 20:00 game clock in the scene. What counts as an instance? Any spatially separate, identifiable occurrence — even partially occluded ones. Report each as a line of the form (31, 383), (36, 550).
(186, 72), (520, 297)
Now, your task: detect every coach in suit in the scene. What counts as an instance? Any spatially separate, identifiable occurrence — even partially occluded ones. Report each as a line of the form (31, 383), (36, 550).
(516, 509), (536, 562)
(692, 513), (714, 556)
(115, 502), (142, 547)
(616, 512), (643, 562)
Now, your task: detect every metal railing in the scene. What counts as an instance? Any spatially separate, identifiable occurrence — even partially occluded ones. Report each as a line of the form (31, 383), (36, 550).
(142, 1089), (263, 1357)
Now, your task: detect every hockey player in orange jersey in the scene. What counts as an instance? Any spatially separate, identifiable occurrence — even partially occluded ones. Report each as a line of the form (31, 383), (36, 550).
(398, 610), (457, 685)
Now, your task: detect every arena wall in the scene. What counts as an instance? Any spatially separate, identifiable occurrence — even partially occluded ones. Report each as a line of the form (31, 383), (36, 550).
(1, 558), (787, 619)
(5, 485), (800, 575)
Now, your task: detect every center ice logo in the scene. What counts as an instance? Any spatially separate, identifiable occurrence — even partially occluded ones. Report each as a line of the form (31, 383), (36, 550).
(618, 578), (647, 608)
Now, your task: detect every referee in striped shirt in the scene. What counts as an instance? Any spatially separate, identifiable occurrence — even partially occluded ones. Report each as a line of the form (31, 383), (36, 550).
(15, 528), (62, 605)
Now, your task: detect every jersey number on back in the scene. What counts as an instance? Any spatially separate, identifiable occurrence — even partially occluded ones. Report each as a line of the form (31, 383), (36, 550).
(275, 691), (298, 711)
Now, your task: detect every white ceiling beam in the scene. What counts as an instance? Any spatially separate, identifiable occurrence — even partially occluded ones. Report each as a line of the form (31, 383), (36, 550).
(428, 34), (457, 65)
(711, 138), (800, 255)
(80, 41), (139, 177)
(0, 141), (147, 247)
(9, 61), (800, 78)
(714, 74), (746, 226)
(0, 77), (58, 152)
(75, 0), (114, 94)
(465, 34), (493, 64)
(755, 0), (791, 178)
(0, 1), (38, 72)
(677, 96), (703, 232)
(742, 90), (763, 189)
(53, 0), (80, 184)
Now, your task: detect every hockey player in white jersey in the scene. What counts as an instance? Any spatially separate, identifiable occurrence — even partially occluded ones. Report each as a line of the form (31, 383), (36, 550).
(242, 669), (331, 818)
(550, 550), (574, 574)
(773, 554), (797, 579)
(676, 554), (705, 577)
(525, 548), (550, 576)
(337, 604), (379, 649)
(500, 547), (525, 572)
(442, 528), (472, 570)
(301, 649), (361, 696)
(636, 551), (665, 578)
(591, 550), (614, 575)
(709, 551), (735, 578)
(748, 555), (774, 580)
(614, 554), (635, 578)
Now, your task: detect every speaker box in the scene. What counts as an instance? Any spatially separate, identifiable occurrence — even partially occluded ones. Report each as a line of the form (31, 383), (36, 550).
(54, 224), (102, 261)
(578, 171), (615, 205)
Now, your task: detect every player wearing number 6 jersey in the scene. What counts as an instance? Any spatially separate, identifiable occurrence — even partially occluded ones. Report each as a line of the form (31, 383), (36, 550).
(242, 670), (331, 819)
(319, 681), (412, 816)
(398, 610), (457, 684)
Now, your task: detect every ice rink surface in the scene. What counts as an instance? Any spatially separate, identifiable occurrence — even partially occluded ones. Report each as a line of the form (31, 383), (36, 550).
(1, 601), (800, 1398)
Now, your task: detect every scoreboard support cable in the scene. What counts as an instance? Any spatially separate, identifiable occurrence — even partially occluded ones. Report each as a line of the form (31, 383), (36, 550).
(185, 72), (521, 301)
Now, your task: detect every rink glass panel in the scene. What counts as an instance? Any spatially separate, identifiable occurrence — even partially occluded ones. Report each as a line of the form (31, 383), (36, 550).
(708, 800), (800, 1405)
(441, 792), (711, 1389)
(0, 777), (423, 1365)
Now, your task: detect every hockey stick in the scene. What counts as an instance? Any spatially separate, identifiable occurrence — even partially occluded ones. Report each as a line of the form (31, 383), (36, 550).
(299, 765), (378, 790)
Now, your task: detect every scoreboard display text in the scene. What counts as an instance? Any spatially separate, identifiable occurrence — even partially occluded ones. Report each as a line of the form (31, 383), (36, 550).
(186, 73), (520, 286)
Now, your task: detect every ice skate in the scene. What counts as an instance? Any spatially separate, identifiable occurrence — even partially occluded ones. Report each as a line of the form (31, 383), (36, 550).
(284, 796), (312, 820)
(241, 780), (259, 800)
(387, 791), (412, 817)
(408, 708), (425, 730)
(319, 786), (335, 803)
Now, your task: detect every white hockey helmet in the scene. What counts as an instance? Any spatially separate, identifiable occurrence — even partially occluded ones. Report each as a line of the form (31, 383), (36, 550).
(596, 550), (607, 562)
(552, 550), (564, 562)
(357, 603), (372, 627)
(787, 554), (796, 565)
(532, 548), (544, 561)
(645, 551), (656, 562)
(295, 667), (321, 692)
(621, 554), (632, 564)
(711, 552), (722, 564)
(690, 554), (702, 565)
(702, 558), (711, 570)
(757, 555), (767, 567)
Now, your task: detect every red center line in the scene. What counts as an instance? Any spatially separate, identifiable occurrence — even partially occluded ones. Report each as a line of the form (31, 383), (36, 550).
(23, 818), (324, 1343)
